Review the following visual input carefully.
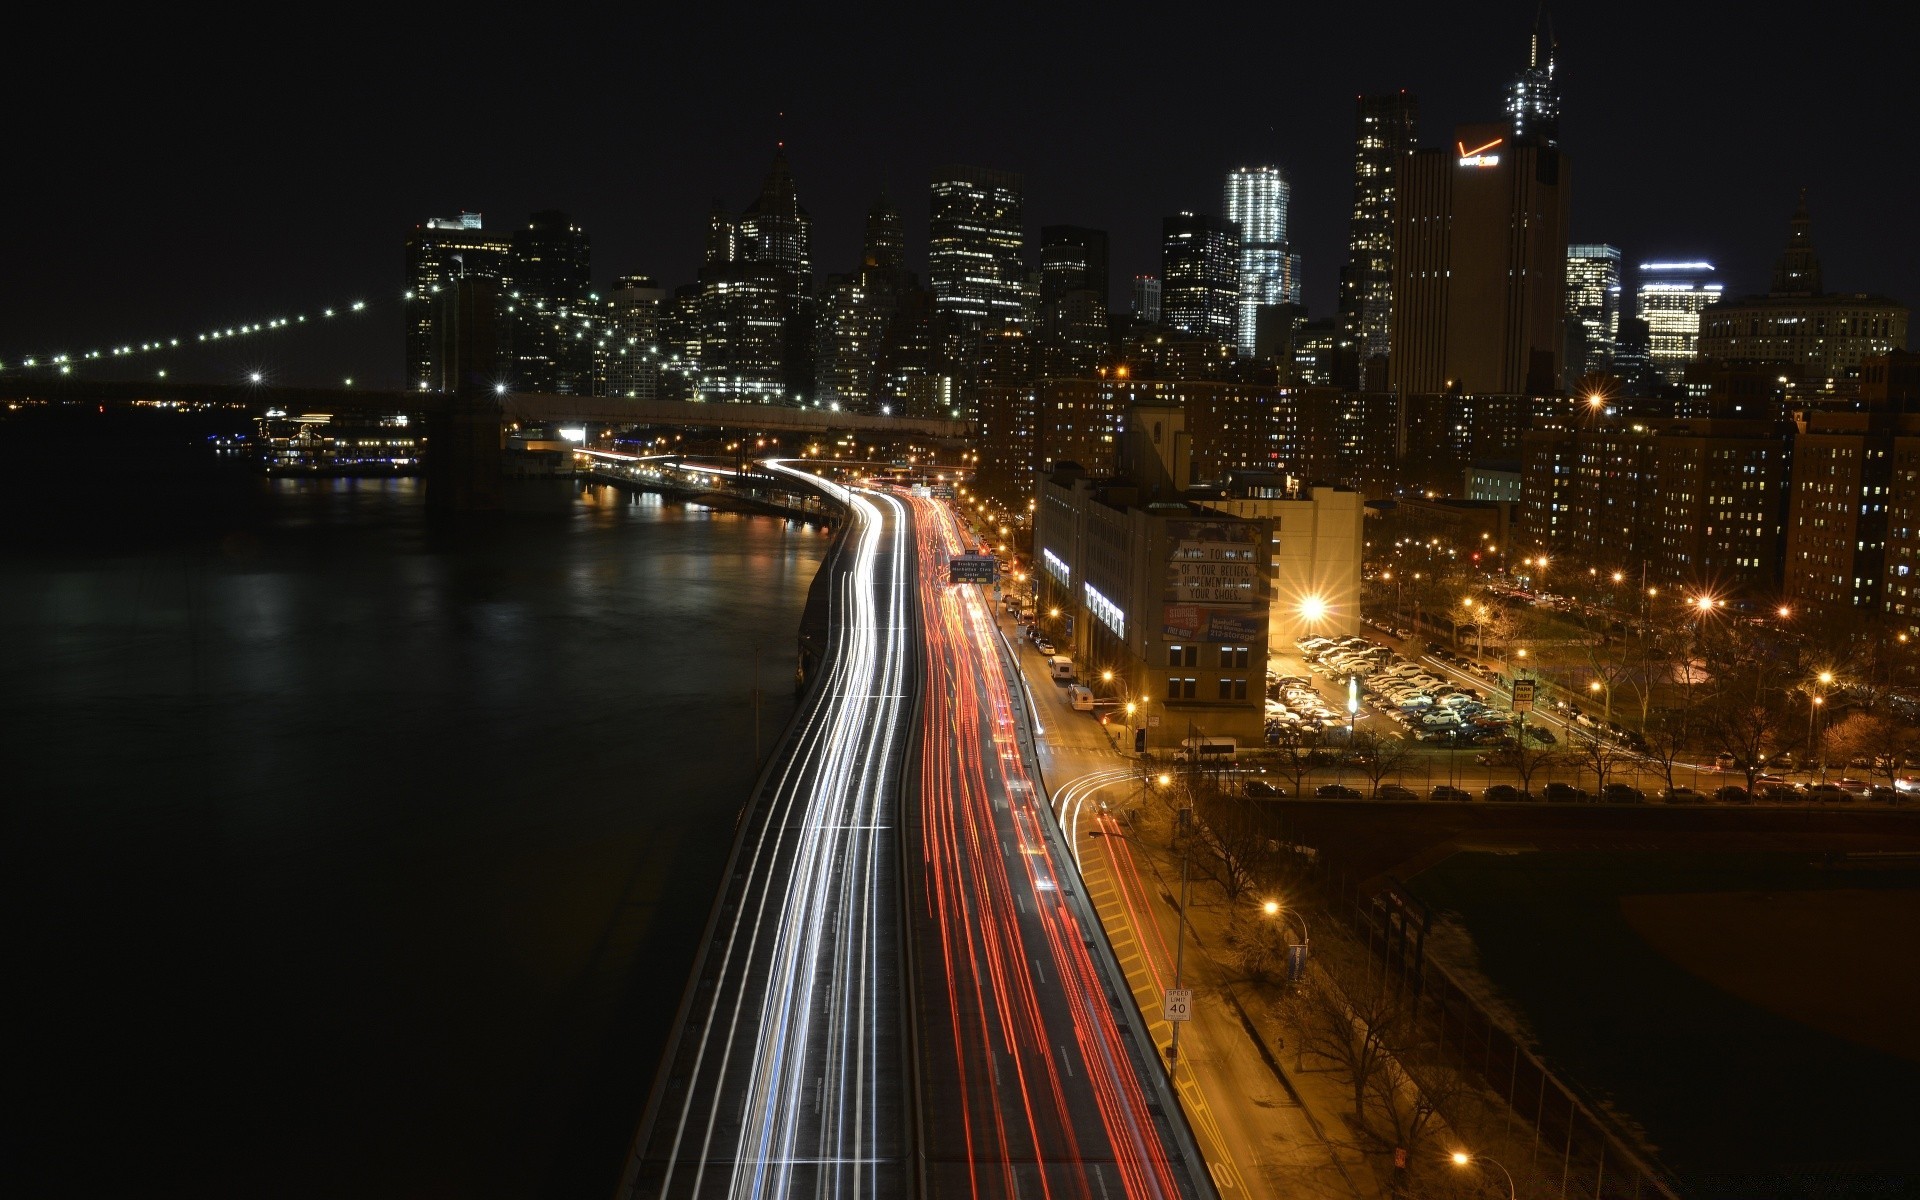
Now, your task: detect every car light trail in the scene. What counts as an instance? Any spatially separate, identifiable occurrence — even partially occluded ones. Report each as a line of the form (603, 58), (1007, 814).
(634, 461), (914, 1199)
(904, 492), (1200, 1198)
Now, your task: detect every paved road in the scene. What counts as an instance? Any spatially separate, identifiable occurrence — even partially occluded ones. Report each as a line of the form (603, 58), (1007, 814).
(620, 471), (916, 1199)
(904, 494), (1212, 1200)
(1008, 644), (1378, 1200)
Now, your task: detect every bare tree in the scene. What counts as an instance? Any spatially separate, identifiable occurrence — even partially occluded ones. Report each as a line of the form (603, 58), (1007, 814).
(1222, 909), (1292, 982)
(1567, 721), (1631, 793)
(1347, 730), (1414, 798)
(1508, 731), (1569, 796)
(1696, 625), (1801, 794)
(1274, 968), (1407, 1118)
(1637, 707), (1692, 796)
(1268, 726), (1320, 798)
(1192, 792), (1273, 903)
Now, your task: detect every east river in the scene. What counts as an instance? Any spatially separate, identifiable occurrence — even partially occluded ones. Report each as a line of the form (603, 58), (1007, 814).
(2, 416), (829, 1196)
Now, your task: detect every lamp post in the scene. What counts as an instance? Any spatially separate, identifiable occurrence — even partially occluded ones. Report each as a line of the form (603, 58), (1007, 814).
(1588, 678), (1610, 723)
(1166, 778), (1194, 1078)
(1815, 670), (1834, 783)
(1450, 1151), (1517, 1200)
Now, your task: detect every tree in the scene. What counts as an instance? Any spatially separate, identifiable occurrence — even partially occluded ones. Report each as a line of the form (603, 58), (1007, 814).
(1193, 792), (1274, 903)
(1268, 726), (1320, 799)
(1825, 711), (1920, 786)
(1508, 728), (1569, 795)
(1696, 624), (1801, 794)
(1567, 720), (1630, 793)
(1222, 910), (1292, 982)
(1637, 707), (1692, 796)
(1347, 730), (1414, 798)
(1274, 968), (1407, 1118)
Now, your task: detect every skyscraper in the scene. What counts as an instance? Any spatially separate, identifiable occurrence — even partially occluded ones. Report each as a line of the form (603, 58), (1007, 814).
(1224, 166), (1299, 356)
(1391, 122), (1571, 396)
(1697, 197), (1909, 393)
(929, 166), (1026, 329)
(817, 192), (924, 413)
(404, 212), (511, 391)
(696, 147), (817, 403)
(1161, 212), (1240, 347)
(1565, 244), (1622, 384)
(507, 210), (593, 394)
(1337, 92), (1418, 387)
(1636, 262), (1722, 384)
(1132, 275), (1162, 325)
(1038, 225), (1110, 376)
(1506, 12), (1560, 147)
(601, 275), (666, 399)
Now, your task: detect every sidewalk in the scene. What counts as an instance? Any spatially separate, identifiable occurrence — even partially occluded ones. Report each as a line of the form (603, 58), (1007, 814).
(1002, 619), (1382, 1200)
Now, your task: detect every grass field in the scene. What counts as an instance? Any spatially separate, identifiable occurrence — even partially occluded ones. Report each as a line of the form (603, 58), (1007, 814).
(1407, 851), (1920, 1197)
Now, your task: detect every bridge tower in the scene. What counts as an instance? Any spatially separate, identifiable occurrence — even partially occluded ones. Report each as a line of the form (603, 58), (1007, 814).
(425, 276), (506, 510)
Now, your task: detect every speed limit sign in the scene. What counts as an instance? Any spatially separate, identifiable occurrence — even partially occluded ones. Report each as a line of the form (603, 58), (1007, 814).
(1164, 988), (1193, 1023)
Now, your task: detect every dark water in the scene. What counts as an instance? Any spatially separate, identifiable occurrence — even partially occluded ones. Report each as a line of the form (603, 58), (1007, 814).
(1, 440), (827, 1197)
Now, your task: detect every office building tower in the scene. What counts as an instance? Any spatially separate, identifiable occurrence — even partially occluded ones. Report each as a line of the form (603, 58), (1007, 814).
(507, 210), (593, 394)
(1224, 166), (1299, 356)
(1697, 197), (1909, 394)
(929, 165), (1026, 329)
(1338, 92), (1418, 388)
(818, 192), (924, 413)
(696, 147), (817, 403)
(1391, 121), (1571, 396)
(1506, 12), (1560, 147)
(1565, 244), (1622, 385)
(1636, 262), (1722, 384)
(404, 212), (512, 391)
(1038, 225), (1111, 376)
(1161, 212), (1240, 347)
(602, 275), (666, 399)
(1133, 275), (1162, 325)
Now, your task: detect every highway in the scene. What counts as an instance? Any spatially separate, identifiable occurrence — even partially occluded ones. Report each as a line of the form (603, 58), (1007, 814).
(903, 492), (1213, 1199)
(620, 465), (916, 1199)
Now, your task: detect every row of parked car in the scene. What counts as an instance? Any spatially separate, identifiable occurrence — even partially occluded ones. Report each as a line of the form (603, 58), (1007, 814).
(1265, 673), (1344, 739)
(1296, 634), (1524, 746)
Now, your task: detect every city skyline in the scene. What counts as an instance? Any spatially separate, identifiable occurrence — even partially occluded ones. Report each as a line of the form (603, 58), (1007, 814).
(1, 6), (1912, 388)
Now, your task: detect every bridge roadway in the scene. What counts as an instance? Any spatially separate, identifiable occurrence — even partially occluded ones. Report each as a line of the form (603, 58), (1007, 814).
(619, 463), (919, 1199)
(0, 376), (969, 439)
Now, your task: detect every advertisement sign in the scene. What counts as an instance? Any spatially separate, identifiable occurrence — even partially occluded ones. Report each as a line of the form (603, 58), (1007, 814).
(1511, 677), (1536, 713)
(1286, 943), (1309, 983)
(1162, 605), (1265, 644)
(1164, 520), (1262, 606)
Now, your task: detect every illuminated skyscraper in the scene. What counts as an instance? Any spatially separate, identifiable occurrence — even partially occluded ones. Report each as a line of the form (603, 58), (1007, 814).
(1161, 212), (1240, 346)
(601, 275), (665, 399)
(696, 147), (816, 403)
(1636, 262), (1722, 384)
(404, 212), (511, 391)
(1565, 244), (1622, 383)
(1506, 12), (1559, 147)
(1224, 166), (1299, 355)
(1337, 93), (1417, 386)
(929, 165), (1026, 328)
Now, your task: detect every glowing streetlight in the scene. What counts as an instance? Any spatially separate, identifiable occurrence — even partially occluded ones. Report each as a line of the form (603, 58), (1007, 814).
(1298, 594), (1328, 622)
(1450, 1152), (1516, 1200)
(1262, 900), (1280, 916)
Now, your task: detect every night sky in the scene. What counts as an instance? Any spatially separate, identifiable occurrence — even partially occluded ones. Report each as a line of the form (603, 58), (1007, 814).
(3, 5), (1913, 389)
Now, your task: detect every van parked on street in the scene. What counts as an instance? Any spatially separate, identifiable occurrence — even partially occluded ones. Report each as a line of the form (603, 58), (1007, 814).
(1067, 684), (1095, 711)
(1047, 655), (1074, 681)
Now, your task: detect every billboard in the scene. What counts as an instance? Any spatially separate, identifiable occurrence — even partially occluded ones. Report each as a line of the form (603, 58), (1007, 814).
(1163, 520), (1262, 606)
(1162, 604), (1264, 643)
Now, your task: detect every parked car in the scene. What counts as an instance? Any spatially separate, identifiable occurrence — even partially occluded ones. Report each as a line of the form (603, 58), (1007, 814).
(1525, 725), (1556, 743)
(1714, 752), (1737, 770)
(1543, 782), (1590, 803)
(1832, 777), (1871, 795)
(1430, 785), (1473, 802)
(1801, 783), (1851, 803)
(1600, 783), (1647, 804)
(1482, 784), (1520, 803)
(1377, 784), (1420, 802)
(1713, 785), (1751, 804)
(1314, 783), (1362, 799)
(1662, 786), (1707, 804)
(1034, 639), (1055, 656)
(1243, 779), (1284, 798)
(1756, 783), (1800, 803)
(1868, 785), (1901, 803)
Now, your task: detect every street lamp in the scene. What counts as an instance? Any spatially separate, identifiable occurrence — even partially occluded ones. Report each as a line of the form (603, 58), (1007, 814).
(1450, 1151), (1517, 1200)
